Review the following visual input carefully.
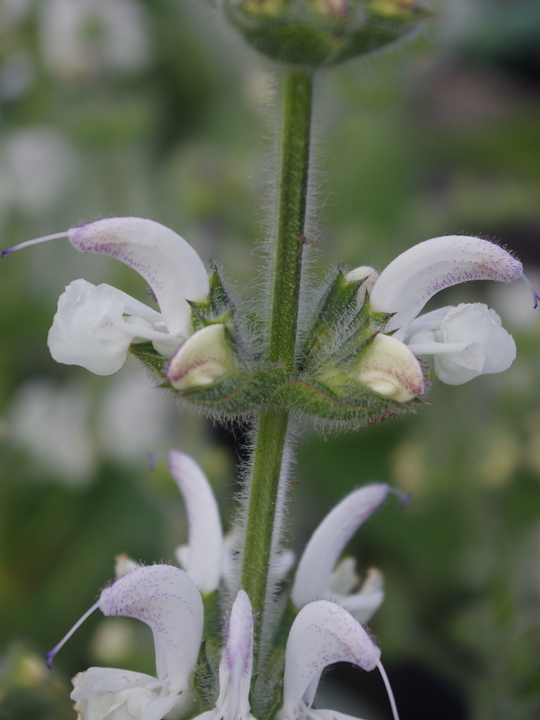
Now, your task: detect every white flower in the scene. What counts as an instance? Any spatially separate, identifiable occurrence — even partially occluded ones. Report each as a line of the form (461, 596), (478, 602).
(291, 484), (388, 623)
(351, 235), (530, 385)
(169, 450), (225, 595)
(194, 590), (256, 720)
(48, 563), (257, 720)
(281, 600), (399, 720)
(3, 217), (210, 375)
(46, 565), (205, 720)
(406, 303), (516, 385)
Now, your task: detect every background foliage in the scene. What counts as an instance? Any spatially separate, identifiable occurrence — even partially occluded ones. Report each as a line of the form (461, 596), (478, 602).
(0, 1), (539, 719)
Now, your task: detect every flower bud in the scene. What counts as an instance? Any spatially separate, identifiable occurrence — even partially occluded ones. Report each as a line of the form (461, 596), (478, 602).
(355, 333), (425, 402)
(166, 324), (236, 391)
(223, 0), (429, 67)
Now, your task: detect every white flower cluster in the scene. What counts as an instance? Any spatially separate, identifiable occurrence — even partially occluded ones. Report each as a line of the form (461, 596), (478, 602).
(46, 450), (394, 720)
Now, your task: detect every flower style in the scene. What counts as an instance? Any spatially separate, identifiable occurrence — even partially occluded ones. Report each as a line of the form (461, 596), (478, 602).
(291, 484), (388, 623)
(2, 217), (210, 375)
(349, 235), (533, 385)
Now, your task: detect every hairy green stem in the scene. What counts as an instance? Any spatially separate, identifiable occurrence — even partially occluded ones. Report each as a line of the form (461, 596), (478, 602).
(241, 69), (314, 647)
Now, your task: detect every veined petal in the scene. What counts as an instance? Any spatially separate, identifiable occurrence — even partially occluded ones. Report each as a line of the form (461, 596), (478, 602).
(282, 600), (380, 717)
(291, 484), (388, 610)
(98, 565), (203, 694)
(356, 334), (425, 402)
(370, 236), (523, 339)
(68, 217), (210, 337)
(169, 451), (224, 594)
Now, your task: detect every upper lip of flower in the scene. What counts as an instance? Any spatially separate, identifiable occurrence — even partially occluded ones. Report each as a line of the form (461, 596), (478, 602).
(368, 234), (524, 341)
(291, 483), (389, 623)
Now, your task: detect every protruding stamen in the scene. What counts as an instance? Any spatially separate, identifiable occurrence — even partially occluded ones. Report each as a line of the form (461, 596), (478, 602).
(45, 600), (100, 668)
(377, 661), (400, 720)
(1, 231), (69, 258)
(521, 273), (540, 309)
(388, 486), (412, 508)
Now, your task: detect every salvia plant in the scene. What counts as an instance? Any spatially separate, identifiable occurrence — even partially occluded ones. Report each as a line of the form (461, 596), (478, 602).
(2, 2), (538, 720)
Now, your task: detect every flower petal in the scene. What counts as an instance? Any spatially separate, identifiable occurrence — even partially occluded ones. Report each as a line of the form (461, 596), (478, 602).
(282, 600), (380, 716)
(356, 334), (425, 402)
(98, 565), (203, 694)
(370, 236), (523, 339)
(169, 451), (224, 594)
(407, 303), (516, 385)
(216, 590), (254, 720)
(48, 280), (137, 374)
(291, 484), (388, 610)
(68, 217), (210, 337)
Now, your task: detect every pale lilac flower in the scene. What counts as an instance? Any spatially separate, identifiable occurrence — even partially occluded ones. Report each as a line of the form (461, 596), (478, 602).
(169, 450), (224, 595)
(291, 484), (388, 623)
(280, 600), (399, 720)
(47, 565), (205, 720)
(2, 217), (210, 375)
(194, 590), (256, 720)
(351, 235), (534, 385)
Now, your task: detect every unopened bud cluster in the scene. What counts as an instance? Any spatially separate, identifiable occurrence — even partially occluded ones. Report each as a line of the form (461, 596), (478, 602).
(220, 0), (429, 66)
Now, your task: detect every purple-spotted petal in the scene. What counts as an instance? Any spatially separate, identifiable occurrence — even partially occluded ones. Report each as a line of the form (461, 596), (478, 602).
(370, 236), (523, 340)
(169, 451), (224, 594)
(214, 590), (254, 720)
(291, 484), (388, 610)
(282, 600), (380, 715)
(68, 217), (209, 336)
(98, 565), (203, 694)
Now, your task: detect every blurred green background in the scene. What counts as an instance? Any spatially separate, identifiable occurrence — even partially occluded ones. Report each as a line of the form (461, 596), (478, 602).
(0, 1), (540, 719)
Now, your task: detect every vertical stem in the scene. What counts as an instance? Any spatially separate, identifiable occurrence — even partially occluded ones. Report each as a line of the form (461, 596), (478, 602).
(241, 69), (314, 647)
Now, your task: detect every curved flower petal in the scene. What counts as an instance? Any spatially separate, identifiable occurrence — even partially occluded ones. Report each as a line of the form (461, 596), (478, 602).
(407, 303), (516, 385)
(68, 217), (210, 337)
(291, 484), (388, 618)
(169, 450), (224, 594)
(356, 335), (425, 402)
(99, 565), (203, 694)
(282, 600), (380, 717)
(370, 236), (523, 340)
(217, 590), (254, 720)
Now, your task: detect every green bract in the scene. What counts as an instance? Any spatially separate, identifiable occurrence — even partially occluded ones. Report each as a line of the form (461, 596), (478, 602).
(221, 0), (430, 67)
